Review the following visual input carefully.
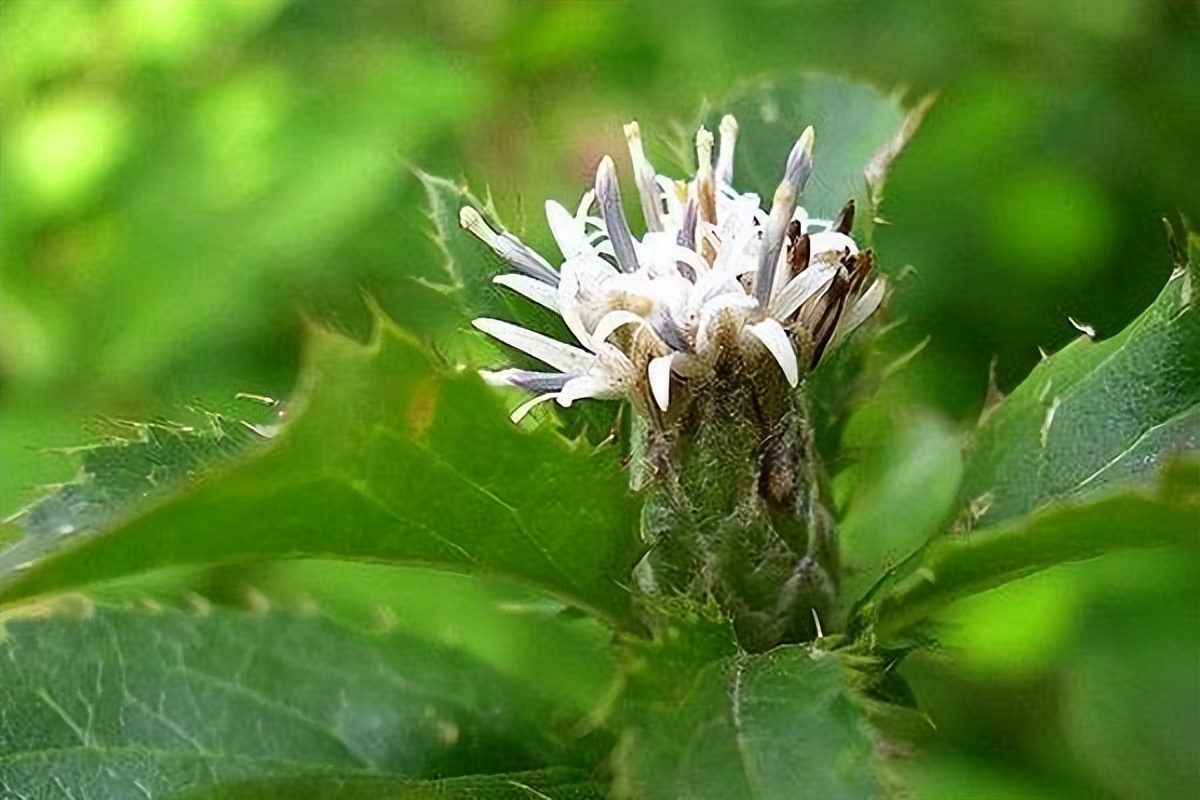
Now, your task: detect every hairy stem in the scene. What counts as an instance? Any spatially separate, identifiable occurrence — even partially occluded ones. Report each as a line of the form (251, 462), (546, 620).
(633, 327), (837, 652)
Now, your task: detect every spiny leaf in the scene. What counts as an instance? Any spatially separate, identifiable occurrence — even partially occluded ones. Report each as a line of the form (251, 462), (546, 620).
(0, 601), (602, 800)
(417, 171), (572, 340)
(417, 170), (501, 324)
(958, 237), (1200, 528)
(855, 461), (1200, 644)
(0, 318), (642, 627)
(702, 75), (930, 238)
(0, 410), (273, 584)
(15, 413), (273, 537)
(847, 238), (1200, 641)
(617, 600), (740, 711)
(417, 172), (622, 441)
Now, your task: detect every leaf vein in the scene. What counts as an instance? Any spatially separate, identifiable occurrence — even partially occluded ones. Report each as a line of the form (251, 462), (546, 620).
(1074, 403), (1200, 493)
(165, 663), (364, 763)
(379, 426), (580, 594)
(728, 660), (762, 795)
(338, 474), (478, 565)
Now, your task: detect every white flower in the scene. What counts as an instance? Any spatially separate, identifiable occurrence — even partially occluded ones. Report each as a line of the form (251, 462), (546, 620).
(462, 117), (886, 421)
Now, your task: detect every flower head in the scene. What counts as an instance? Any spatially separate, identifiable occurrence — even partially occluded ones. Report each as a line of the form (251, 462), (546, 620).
(463, 117), (885, 421)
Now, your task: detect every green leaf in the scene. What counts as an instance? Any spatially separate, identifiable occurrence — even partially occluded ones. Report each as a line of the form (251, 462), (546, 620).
(703, 75), (930, 234)
(617, 601), (741, 710)
(0, 320), (642, 627)
(958, 247), (1200, 528)
(849, 238), (1200, 642)
(179, 768), (604, 800)
(0, 410), (272, 581)
(415, 172), (622, 442)
(270, 561), (620, 716)
(616, 645), (877, 800)
(836, 415), (963, 619)
(416, 171), (500, 327)
(15, 415), (272, 536)
(0, 602), (601, 800)
(185, 769), (604, 800)
(857, 464), (1199, 642)
(417, 171), (574, 338)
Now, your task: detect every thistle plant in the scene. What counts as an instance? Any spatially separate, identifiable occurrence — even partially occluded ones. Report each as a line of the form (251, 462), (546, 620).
(1, 75), (1196, 800)
(462, 118), (882, 649)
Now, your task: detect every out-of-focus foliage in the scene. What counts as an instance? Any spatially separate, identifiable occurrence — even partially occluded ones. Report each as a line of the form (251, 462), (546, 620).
(4, 0), (1197, 511)
(2, 2), (1197, 798)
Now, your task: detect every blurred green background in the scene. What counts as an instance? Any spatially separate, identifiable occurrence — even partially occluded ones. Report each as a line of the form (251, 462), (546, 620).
(2, 1), (1197, 797)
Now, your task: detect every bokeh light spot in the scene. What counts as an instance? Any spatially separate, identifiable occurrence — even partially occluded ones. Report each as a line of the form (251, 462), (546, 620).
(987, 168), (1115, 282)
(11, 94), (132, 215)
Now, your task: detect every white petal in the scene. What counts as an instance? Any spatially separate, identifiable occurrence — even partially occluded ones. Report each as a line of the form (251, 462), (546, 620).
(655, 174), (685, 222)
(594, 340), (637, 376)
(670, 244), (710, 278)
(591, 238), (616, 259)
(556, 268), (594, 349)
(625, 120), (665, 232)
(837, 277), (887, 341)
(480, 367), (570, 393)
(480, 368), (520, 386)
(714, 224), (762, 277)
(473, 318), (593, 374)
(790, 205), (812, 231)
(510, 392), (560, 423)
(715, 114), (738, 186)
(808, 230), (858, 258)
(716, 193), (761, 244)
(746, 318), (799, 387)
(710, 210), (755, 273)
(494, 274), (560, 311)
(632, 230), (677, 278)
(557, 375), (615, 407)
(769, 222), (798, 302)
(754, 180), (797, 305)
(546, 199), (584, 258)
(591, 309), (653, 345)
(648, 354), (675, 411)
(557, 253), (619, 348)
(575, 189), (596, 220)
(690, 270), (747, 311)
(646, 276), (694, 329)
(605, 269), (657, 294)
(771, 262), (838, 320)
(696, 290), (758, 322)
